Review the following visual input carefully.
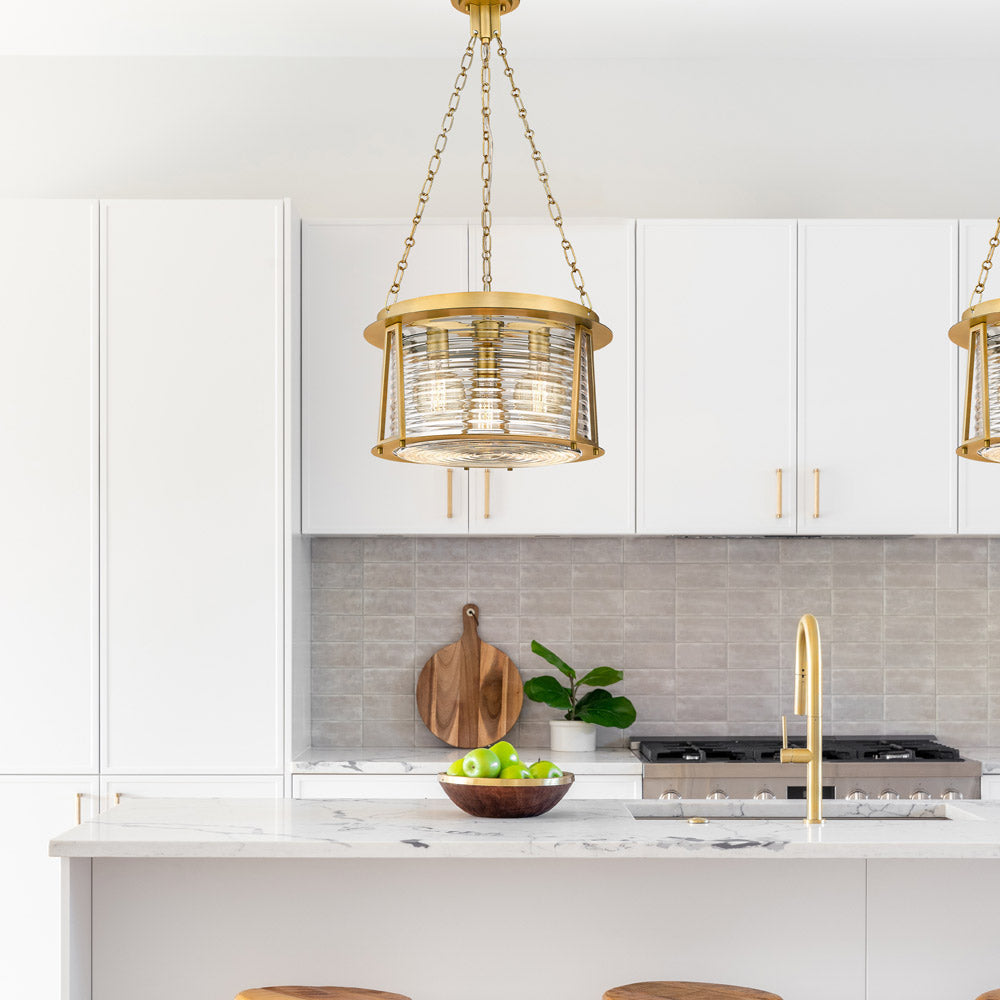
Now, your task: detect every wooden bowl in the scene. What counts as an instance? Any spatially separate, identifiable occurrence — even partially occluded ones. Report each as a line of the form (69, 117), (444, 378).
(438, 773), (574, 818)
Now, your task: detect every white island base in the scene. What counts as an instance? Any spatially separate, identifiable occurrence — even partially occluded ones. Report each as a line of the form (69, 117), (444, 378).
(53, 798), (1000, 1000)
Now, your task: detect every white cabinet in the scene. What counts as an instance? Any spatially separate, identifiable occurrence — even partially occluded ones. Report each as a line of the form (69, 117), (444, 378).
(957, 220), (1000, 534)
(102, 775), (284, 809)
(980, 775), (1000, 800)
(637, 221), (796, 534)
(467, 220), (636, 534)
(798, 220), (957, 534)
(0, 777), (98, 998)
(0, 201), (99, 773)
(302, 221), (470, 535)
(100, 200), (286, 774)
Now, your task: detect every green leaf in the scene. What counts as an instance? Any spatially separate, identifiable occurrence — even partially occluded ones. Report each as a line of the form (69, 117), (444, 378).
(523, 674), (573, 710)
(530, 639), (576, 681)
(577, 695), (637, 729)
(573, 688), (613, 717)
(578, 666), (624, 688)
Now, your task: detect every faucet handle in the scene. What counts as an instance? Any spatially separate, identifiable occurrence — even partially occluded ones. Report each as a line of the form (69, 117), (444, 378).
(781, 714), (788, 750)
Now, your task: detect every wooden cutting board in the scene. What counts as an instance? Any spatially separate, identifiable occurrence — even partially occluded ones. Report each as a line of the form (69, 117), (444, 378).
(416, 603), (523, 749)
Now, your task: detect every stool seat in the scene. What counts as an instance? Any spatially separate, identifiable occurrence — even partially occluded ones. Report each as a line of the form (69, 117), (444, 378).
(236, 989), (412, 1000)
(974, 992), (1000, 1000)
(604, 982), (783, 1000)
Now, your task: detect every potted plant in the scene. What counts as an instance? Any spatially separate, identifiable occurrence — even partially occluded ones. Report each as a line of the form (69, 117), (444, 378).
(523, 640), (637, 752)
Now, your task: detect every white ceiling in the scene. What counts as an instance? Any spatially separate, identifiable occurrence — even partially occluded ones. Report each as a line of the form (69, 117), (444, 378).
(3, 0), (999, 59)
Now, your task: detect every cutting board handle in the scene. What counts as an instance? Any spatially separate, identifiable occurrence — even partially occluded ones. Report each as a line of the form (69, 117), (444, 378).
(462, 603), (479, 633)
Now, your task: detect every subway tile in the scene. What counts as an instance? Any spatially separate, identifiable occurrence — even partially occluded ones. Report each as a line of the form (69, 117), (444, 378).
(937, 563), (988, 590)
(884, 589), (936, 616)
(467, 537), (520, 562)
(828, 642), (883, 669)
(884, 617), (934, 642)
(631, 695), (676, 722)
(676, 643), (726, 669)
(675, 538), (727, 562)
(728, 563), (780, 589)
(572, 537), (623, 563)
(520, 537), (573, 562)
(364, 668), (417, 696)
(312, 589), (364, 615)
(728, 643), (781, 669)
(936, 590), (988, 616)
(885, 668), (935, 695)
(675, 589), (728, 616)
(676, 616), (727, 643)
(936, 695), (988, 721)
(519, 563), (565, 589)
(312, 615), (363, 641)
(625, 669), (676, 695)
(832, 590), (883, 616)
(884, 695), (935, 722)
(675, 695), (728, 722)
(570, 642), (626, 670)
(935, 615), (987, 643)
(312, 668), (363, 695)
(624, 590), (676, 616)
(780, 589), (832, 616)
(624, 642), (676, 670)
(624, 616), (675, 642)
(780, 538), (832, 562)
(477, 619), (519, 649)
(311, 695), (362, 722)
(624, 537), (676, 562)
(363, 616), (415, 641)
(936, 537), (988, 563)
(675, 563), (728, 589)
(363, 720), (418, 746)
(312, 641), (365, 668)
(416, 537), (468, 562)
(415, 562), (464, 590)
(727, 538), (780, 563)
(727, 696), (781, 721)
(990, 562), (1000, 588)
(780, 563), (833, 589)
(518, 616), (572, 642)
(366, 563), (415, 590)
(572, 563), (626, 589)
(936, 642), (988, 669)
(884, 537), (936, 563)
(468, 561), (519, 590)
(936, 669), (987, 696)
(367, 589), (417, 615)
(728, 590), (781, 616)
(936, 722), (990, 747)
(364, 537), (415, 562)
(831, 538), (884, 562)
(884, 562), (936, 589)
(363, 642), (417, 669)
(520, 589), (572, 616)
(832, 563), (884, 589)
(727, 669), (780, 696)
(574, 617), (624, 642)
(829, 616), (881, 642)
(727, 617), (782, 642)
(883, 643), (936, 670)
(311, 561), (364, 588)
(311, 721), (363, 748)
(312, 537), (363, 562)
(572, 589), (625, 615)
(467, 589), (520, 616)
(831, 669), (884, 695)
(830, 695), (884, 722)
(624, 563), (675, 590)
(363, 695), (414, 721)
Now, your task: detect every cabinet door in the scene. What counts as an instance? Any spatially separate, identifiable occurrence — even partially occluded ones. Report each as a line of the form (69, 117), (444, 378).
(637, 221), (796, 534)
(798, 221), (958, 534)
(102, 775), (283, 809)
(101, 200), (284, 773)
(0, 201), (99, 773)
(957, 220), (1000, 533)
(292, 773), (447, 799)
(467, 221), (635, 534)
(0, 777), (99, 998)
(302, 222), (469, 534)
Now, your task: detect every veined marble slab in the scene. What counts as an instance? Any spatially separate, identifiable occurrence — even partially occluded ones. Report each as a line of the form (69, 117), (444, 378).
(291, 746), (642, 775)
(49, 795), (1000, 861)
(962, 748), (1000, 774)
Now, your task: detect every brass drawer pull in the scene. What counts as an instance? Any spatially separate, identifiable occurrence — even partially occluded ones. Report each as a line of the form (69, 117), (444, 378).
(812, 468), (820, 518)
(775, 469), (783, 519)
(446, 469), (453, 519)
(484, 469), (491, 519)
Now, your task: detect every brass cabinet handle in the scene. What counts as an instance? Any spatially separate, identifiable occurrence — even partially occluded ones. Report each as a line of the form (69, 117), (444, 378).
(115, 792), (122, 805)
(812, 468), (820, 518)
(75, 792), (82, 825)
(484, 469), (491, 519)
(775, 469), (783, 519)
(446, 469), (453, 519)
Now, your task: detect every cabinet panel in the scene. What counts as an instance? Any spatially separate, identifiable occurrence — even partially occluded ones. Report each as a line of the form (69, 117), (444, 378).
(637, 221), (796, 534)
(0, 201), (99, 773)
(467, 221), (635, 534)
(293, 773), (447, 799)
(980, 775), (1000, 800)
(957, 220), (1000, 533)
(302, 222), (469, 534)
(0, 777), (98, 998)
(798, 221), (957, 534)
(102, 775), (283, 809)
(101, 200), (284, 773)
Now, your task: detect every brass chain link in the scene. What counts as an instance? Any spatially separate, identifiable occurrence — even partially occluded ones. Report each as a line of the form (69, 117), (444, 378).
(480, 36), (493, 292)
(494, 32), (592, 311)
(970, 217), (1000, 312)
(386, 34), (478, 310)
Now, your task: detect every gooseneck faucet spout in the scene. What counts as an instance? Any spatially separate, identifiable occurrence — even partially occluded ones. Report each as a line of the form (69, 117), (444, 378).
(780, 613), (824, 825)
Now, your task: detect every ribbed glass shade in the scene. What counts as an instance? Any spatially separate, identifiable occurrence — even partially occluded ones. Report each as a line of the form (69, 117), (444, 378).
(972, 322), (1000, 460)
(383, 312), (595, 468)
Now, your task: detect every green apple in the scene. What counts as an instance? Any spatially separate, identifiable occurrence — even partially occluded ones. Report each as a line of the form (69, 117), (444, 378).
(462, 747), (502, 778)
(490, 740), (520, 770)
(528, 760), (563, 779)
(446, 758), (466, 776)
(499, 763), (532, 780)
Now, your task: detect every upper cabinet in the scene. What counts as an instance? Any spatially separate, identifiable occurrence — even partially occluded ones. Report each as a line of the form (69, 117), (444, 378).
(101, 200), (286, 773)
(637, 220), (796, 534)
(467, 220), (635, 534)
(797, 221), (957, 534)
(957, 220), (1000, 534)
(302, 221), (470, 535)
(0, 201), (99, 773)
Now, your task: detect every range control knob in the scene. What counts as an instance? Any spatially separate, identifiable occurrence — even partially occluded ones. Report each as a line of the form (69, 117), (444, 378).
(753, 789), (776, 800)
(942, 789), (964, 800)
(658, 790), (681, 801)
(878, 790), (901, 800)
(845, 789), (868, 800)
(910, 790), (932, 800)
(706, 790), (729, 800)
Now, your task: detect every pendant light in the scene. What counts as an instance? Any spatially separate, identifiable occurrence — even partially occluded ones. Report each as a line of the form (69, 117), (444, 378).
(363, 0), (612, 469)
(951, 218), (1000, 462)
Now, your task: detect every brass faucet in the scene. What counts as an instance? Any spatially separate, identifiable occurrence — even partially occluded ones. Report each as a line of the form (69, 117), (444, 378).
(780, 613), (824, 825)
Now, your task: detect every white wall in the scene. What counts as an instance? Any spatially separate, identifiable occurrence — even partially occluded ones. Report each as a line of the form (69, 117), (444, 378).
(1, 53), (993, 218)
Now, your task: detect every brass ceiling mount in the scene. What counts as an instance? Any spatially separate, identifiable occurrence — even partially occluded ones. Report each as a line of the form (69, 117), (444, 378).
(451, 0), (519, 37)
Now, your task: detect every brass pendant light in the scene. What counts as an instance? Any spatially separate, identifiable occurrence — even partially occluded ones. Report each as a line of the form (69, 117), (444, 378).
(364, 0), (611, 469)
(951, 218), (1000, 462)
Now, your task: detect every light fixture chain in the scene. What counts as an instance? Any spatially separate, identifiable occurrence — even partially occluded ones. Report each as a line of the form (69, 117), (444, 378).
(494, 32), (592, 311)
(385, 33), (479, 311)
(971, 217), (1000, 312)
(481, 36), (493, 292)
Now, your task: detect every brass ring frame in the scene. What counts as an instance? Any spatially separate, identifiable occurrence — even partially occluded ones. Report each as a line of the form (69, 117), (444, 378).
(950, 297), (1000, 461)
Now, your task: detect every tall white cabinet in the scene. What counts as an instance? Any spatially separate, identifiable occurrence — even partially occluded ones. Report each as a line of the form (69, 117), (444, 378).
(637, 221), (797, 534)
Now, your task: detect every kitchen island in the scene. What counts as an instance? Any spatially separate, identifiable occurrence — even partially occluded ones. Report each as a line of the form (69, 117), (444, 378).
(51, 797), (1000, 1000)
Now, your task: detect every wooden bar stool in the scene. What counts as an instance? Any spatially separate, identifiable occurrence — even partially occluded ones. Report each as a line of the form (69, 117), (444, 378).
(236, 989), (412, 1000)
(604, 981), (783, 1000)
(974, 992), (1000, 999)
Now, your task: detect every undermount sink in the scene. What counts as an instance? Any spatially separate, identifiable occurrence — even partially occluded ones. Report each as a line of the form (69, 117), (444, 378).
(627, 800), (980, 822)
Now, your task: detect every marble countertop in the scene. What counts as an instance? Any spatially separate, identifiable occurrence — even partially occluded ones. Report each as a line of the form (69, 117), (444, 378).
(49, 795), (1000, 861)
(291, 746), (641, 775)
(963, 748), (1000, 774)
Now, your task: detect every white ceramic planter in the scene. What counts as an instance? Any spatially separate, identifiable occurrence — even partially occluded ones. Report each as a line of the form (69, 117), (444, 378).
(549, 720), (598, 753)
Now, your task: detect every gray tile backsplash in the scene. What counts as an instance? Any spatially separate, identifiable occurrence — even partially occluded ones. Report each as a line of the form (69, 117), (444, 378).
(310, 536), (1000, 749)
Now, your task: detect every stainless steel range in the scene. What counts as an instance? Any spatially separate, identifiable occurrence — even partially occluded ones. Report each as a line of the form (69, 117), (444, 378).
(636, 735), (981, 801)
